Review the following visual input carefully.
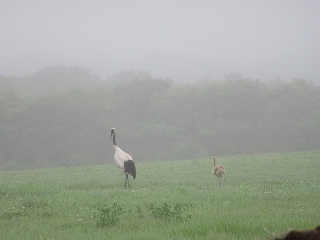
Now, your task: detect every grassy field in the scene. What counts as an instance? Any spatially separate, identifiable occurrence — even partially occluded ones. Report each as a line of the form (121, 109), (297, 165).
(0, 151), (319, 240)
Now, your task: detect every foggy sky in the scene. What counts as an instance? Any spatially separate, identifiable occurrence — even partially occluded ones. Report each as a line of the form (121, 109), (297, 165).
(1, 1), (320, 83)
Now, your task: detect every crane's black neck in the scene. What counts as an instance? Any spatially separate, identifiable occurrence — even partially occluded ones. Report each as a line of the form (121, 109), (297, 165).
(112, 132), (117, 146)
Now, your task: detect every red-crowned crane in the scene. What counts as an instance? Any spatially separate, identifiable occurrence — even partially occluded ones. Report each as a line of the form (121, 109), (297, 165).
(110, 128), (136, 189)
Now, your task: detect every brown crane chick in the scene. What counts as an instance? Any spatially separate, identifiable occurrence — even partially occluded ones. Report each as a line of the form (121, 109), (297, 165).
(212, 156), (225, 186)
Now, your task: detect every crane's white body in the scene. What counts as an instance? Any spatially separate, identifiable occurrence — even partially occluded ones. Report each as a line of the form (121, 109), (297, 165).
(113, 145), (133, 173)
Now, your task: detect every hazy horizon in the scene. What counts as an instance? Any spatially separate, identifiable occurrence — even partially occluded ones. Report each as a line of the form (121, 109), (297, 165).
(1, 1), (320, 83)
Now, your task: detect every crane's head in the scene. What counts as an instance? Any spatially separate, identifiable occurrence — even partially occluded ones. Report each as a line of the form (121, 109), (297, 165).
(110, 128), (115, 139)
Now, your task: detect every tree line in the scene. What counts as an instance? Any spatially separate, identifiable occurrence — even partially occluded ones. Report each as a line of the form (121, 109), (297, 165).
(1, 66), (320, 170)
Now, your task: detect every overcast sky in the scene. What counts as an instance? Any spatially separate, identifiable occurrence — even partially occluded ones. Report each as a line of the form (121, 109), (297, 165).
(1, 0), (320, 83)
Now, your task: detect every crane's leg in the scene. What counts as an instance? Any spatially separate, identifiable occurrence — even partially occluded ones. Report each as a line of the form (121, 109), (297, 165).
(127, 174), (131, 190)
(124, 174), (128, 188)
(219, 176), (223, 186)
(124, 173), (131, 190)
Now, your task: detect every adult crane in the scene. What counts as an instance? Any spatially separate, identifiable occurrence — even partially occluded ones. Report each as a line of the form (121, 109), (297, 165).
(110, 128), (136, 189)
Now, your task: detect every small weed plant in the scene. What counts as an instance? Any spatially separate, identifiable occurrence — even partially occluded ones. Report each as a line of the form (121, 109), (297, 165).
(2, 206), (28, 219)
(93, 202), (123, 228)
(150, 202), (192, 222)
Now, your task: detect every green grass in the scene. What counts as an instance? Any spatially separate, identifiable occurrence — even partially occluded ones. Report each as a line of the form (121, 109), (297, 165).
(0, 151), (320, 239)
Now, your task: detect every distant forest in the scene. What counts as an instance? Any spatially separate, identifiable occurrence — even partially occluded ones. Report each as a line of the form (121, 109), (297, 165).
(1, 65), (319, 170)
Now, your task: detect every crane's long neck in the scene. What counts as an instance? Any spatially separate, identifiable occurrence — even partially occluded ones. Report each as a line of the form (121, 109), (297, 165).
(213, 156), (216, 167)
(112, 133), (117, 146)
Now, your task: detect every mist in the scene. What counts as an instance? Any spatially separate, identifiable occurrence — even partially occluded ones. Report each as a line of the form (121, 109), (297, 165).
(1, 1), (320, 83)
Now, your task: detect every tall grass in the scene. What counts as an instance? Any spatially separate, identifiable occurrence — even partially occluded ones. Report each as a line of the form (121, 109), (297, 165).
(0, 151), (319, 239)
